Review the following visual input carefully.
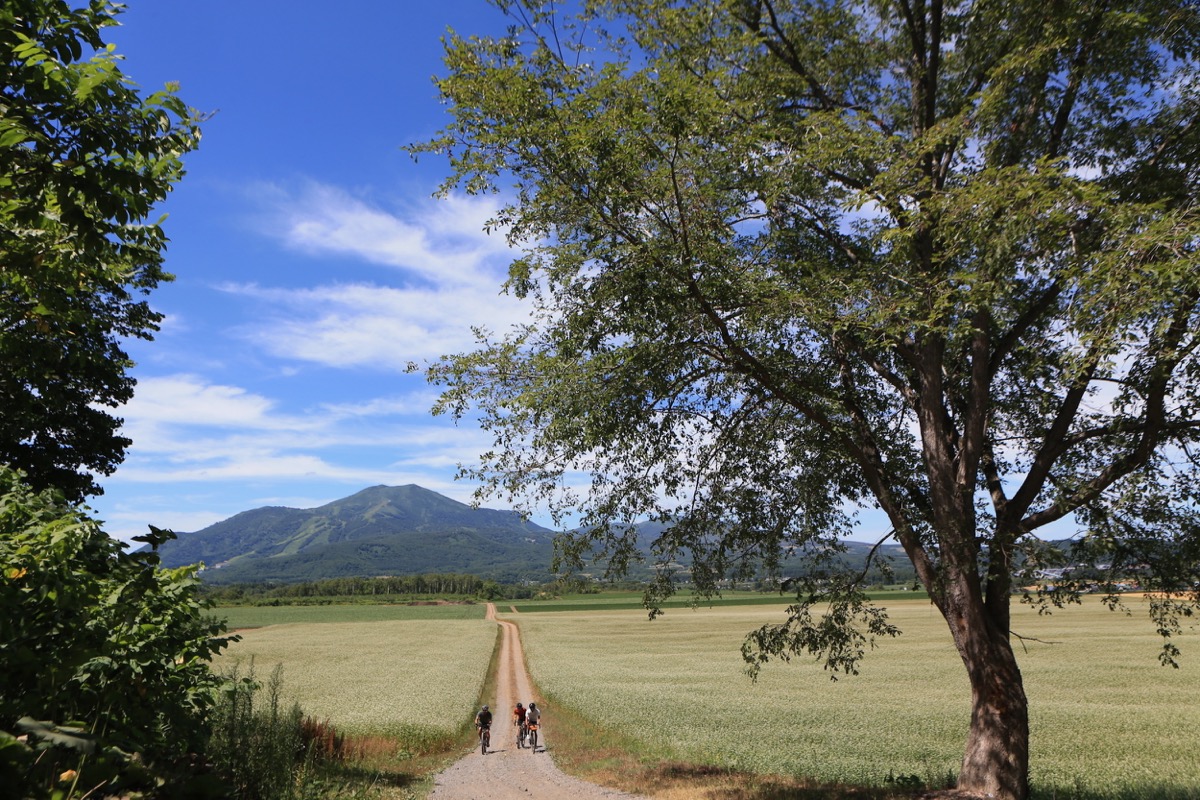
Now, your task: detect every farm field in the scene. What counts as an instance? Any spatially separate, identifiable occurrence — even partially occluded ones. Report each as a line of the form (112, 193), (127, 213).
(508, 596), (1200, 798)
(214, 600), (487, 630)
(508, 588), (925, 613)
(215, 610), (496, 746)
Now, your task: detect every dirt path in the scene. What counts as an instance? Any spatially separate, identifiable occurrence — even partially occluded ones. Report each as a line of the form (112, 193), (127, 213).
(426, 604), (647, 800)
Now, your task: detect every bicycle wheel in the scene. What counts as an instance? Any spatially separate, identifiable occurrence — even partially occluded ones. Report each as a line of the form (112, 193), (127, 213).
(530, 728), (537, 751)
(481, 728), (490, 755)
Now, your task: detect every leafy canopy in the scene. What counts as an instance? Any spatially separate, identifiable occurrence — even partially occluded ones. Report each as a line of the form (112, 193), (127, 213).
(419, 5), (1200, 798)
(418, 0), (1200, 673)
(0, 466), (237, 797)
(0, 0), (203, 500)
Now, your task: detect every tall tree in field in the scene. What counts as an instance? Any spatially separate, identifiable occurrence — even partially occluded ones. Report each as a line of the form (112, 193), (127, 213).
(0, 0), (203, 501)
(417, 1), (1200, 797)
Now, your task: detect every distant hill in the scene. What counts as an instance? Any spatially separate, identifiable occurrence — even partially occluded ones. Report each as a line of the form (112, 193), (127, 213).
(564, 520), (916, 585)
(155, 483), (920, 586)
(157, 485), (558, 584)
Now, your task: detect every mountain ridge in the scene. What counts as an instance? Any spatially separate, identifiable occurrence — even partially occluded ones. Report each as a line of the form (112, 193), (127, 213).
(156, 484), (558, 583)
(154, 483), (924, 586)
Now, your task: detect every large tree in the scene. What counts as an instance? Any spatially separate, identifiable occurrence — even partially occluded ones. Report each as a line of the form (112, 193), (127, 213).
(417, 1), (1200, 798)
(0, 0), (202, 500)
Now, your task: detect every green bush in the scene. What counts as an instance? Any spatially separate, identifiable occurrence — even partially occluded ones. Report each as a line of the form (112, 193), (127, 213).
(0, 467), (237, 798)
(208, 662), (307, 800)
(207, 662), (395, 800)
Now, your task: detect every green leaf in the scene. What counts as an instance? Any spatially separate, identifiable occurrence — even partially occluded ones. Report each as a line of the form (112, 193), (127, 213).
(15, 718), (97, 755)
(0, 0), (204, 501)
(0, 124), (30, 149)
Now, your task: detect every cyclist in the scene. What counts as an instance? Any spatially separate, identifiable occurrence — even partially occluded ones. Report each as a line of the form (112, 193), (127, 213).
(524, 702), (541, 749)
(475, 705), (493, 750)
(513, 702), (527, 748)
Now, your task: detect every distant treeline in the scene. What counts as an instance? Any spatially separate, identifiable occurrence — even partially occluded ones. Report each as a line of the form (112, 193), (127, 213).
(199, 573), (578, 605)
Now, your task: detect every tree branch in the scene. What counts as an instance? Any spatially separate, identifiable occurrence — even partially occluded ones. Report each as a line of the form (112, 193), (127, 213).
(1008, 341), (1103, 522)
(989, 278), (1064, 377)
(1046, 3), (1108, 160)
(1022, 289), (1200, 531)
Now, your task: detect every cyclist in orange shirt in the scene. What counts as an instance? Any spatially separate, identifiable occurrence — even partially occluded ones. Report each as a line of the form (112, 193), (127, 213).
(513, 702), (528, 748)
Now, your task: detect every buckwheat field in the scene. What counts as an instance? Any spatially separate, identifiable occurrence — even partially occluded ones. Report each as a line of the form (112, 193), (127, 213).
(510, 598), (1200, 797)
(218, 617), (497, 741)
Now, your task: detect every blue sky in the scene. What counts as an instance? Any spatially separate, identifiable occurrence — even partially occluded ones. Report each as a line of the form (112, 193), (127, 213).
(91, 1), (536, 542)
(90, 1), (1066, 549)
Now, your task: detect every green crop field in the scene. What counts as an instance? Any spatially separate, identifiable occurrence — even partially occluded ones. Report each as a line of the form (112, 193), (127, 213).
(213, 601), (487, 630)
(215, 615), (496, 745)
(508, 597), (1200, 798)
(507, 588), (926, 613)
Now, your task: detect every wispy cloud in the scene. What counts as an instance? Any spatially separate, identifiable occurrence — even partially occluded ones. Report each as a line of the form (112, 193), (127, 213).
(125, 374), (299, 431)
(103, 372), (498, 539)
(258, 181), (513, 288)
(319, 391), (443, 418)
(221, 280), (517, 367)
(228, 183), (531, 369)
(118, 375), (487, 473)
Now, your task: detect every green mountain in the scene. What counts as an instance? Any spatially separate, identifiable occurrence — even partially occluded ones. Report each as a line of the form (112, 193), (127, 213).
(157, 484), (558, 584)
(155, 483), (921, 586)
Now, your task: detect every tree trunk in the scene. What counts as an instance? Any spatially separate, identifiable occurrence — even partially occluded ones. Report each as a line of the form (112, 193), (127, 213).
(951, 607), (1030, 800)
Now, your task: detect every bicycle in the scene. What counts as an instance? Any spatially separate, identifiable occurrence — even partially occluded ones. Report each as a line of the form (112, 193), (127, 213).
(516, 720), (529, 749)
(479, 724), (491, 755)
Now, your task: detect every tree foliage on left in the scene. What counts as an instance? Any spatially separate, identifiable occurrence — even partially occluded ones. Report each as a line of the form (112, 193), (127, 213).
(0, 0), (203, 501)
(0, 4), (232, 796)
(0, 467), (238, 797)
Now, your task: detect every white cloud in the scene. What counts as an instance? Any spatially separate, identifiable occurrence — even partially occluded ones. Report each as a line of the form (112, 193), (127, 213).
(113, 374), (492, 483)
(222, 280), (522, 367)
(260, 182), (513, 289)
(125, 374), (289, 429)
(320, 391), (442, 418)
(226, 183), (534, 369)
(115, 454), (384, 484)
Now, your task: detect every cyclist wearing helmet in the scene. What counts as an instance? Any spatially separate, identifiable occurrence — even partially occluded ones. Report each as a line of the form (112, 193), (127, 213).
(475, 704), (493, 743)
(524, 702), (542, 751)
(513, 702), (527, 747)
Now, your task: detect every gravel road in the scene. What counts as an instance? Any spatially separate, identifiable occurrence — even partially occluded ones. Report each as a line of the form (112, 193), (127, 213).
(426, 605), (648, 800)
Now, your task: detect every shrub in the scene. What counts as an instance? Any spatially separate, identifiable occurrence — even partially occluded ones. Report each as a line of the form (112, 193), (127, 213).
(206, 663), (389, 800)
(207, 662), (306, 800)
(0, 467), (237, 798)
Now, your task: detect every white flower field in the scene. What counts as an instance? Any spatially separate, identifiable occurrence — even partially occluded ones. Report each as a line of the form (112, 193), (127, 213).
(218, 618), (497, 741)
(210, 598), (1199, 796)
(510, 598), (1200, 797)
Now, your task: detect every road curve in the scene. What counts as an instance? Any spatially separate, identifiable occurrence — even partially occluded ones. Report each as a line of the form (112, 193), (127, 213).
(426, 604), (647, 800)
